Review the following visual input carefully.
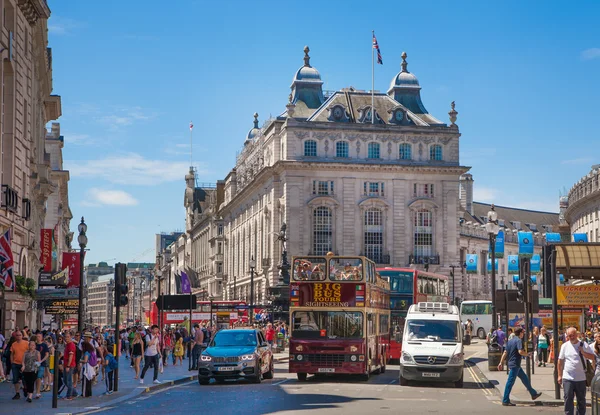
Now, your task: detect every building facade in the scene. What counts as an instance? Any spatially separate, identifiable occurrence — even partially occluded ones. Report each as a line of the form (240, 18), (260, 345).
(565, 165), (600, 242)
(0, 0), (68, 336)
(183, 47), (468, 306)
(87, 275), (113, 328)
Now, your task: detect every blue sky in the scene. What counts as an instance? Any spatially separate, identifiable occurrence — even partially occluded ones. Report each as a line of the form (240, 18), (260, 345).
(49, 0), (600, 265)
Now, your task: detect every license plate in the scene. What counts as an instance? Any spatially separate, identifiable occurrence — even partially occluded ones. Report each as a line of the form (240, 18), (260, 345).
(218, 366), (235, 372)
(422, 372), (440, 378)
(317, 368), (335, 373)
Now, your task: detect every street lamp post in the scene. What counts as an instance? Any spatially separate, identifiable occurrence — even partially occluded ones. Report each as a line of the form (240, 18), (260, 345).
(449, 265), (457, 304)
(486, 205), (500, 329)
(249, 256), (256, 324)
(77, 217), (88, 332)
(209, 296), (214, 328)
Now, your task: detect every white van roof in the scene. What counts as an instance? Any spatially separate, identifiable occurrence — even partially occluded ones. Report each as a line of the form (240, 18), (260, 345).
(407, 302), (460, 318)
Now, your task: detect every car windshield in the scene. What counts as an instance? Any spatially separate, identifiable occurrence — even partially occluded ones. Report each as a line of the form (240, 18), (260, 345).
(292, 311), (363, 339)
(210, 331), (257, 347)
(405, 320), (459, 342)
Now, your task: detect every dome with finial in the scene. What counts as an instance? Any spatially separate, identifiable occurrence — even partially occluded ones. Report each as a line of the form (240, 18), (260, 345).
(244, 113), (260, 145)
(389, 52), (420, 90)
(289, 46), (325, 113)
(387, 52), (429, 115)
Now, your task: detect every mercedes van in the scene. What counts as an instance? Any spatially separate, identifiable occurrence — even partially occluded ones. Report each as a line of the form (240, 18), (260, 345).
(399, 302), (464, 387)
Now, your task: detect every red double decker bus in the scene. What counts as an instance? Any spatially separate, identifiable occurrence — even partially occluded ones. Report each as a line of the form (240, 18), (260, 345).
(376, 268), (450, 361)
(289, 255), (390, 381)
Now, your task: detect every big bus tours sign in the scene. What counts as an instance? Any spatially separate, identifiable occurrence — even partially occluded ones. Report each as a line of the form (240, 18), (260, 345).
(291, 283), (364, 307)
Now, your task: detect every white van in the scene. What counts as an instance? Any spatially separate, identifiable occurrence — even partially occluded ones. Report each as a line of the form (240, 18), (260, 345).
(399, 302), (464, 387)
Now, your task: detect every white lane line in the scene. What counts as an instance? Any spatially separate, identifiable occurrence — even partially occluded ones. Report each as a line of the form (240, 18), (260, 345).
(273, 378), (290, 386)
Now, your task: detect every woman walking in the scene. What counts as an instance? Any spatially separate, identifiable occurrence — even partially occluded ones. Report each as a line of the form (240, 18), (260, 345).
(21, 340), (41, 403)
(174, 336), (184, 366)
(131, 332), (144, 379)
(162, 329), (173, 367)
(80, 341), (95, 397)
(537, 327), (549, 367)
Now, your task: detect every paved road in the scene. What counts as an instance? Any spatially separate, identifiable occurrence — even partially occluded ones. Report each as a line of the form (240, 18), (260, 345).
(80, 358), (564, 415)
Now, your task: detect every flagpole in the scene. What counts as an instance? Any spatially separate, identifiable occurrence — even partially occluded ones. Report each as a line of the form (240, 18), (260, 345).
(189, 121), (193, 168)
(372, 30), (375, 125)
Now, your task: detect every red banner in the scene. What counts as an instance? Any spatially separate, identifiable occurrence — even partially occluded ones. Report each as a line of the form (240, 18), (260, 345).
(40, 229), (53, 272)
(62, 252), (81, 288)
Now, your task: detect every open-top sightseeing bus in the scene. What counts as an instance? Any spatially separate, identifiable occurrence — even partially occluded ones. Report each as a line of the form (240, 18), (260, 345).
(376, 267), (450, 361)
(289, 254), (390, 381)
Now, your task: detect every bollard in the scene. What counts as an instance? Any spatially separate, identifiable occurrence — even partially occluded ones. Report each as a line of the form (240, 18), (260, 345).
(52, 349), (59, 408)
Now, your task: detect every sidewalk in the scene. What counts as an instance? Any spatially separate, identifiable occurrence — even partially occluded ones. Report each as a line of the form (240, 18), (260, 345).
(467, 342), (586, 407)
(1, 351), (291, 415)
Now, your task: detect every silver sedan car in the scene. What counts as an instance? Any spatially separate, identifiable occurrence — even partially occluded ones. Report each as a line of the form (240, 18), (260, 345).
(198, 329), (274, 385)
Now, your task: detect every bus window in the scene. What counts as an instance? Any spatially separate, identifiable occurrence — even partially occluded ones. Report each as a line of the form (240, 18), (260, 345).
(330, 257), (363, 281)
(390, 277), (399, 292)
(418, 278), (424, 294)
(367, 313), (375, 336)
(476, 303), (492, 314)
(293, 258), (326, 281)
(460, 304), (477, 315)
(379, 315), (390, 335)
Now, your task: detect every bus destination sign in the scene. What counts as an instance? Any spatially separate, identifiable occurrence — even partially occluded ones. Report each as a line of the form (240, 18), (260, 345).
(290, 283), (364, 307)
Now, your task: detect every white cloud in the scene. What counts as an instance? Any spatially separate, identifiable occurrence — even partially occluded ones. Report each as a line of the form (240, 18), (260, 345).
(473, 186), (499, 202)
(65, 133), (94, 146)
(67, 153), (197, 186)
(97, 106), (155, 130)
(48, 17), (83, 36)
(581, 48), (600, 60)
(561, 157), (593, 165)
(85, 188), (138, 206)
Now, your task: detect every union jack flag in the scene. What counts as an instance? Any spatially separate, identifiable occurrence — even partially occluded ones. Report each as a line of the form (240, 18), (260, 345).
(373, 33), (383, 65)
(189, 121), (194, 131)
(0, 229), (14, 290)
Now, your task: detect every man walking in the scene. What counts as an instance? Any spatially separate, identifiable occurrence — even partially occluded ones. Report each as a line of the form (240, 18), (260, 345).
(558, 326), (595, 415)
(497, 327), (542, 406)
(140, 325), (161, 384)
(9, 331), (28, 400)
(190, 324), (204, 371)
(492, 326), (506, 351)
(63, 332), (77, 400)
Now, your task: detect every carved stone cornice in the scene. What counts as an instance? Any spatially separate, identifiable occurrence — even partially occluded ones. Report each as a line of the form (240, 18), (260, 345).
(17, 0), (50, 25)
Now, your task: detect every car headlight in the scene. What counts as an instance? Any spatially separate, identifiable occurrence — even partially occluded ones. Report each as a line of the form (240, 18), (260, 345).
(350, 355), (357, 362)
(200, 355), (212, 362)
(296, 354), (303, 361)
(449, 353), (464, 365)
(241, 354), (255, 361)
(401, 351), (415, 364)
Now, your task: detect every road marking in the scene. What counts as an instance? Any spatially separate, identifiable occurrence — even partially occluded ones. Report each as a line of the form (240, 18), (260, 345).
(466, 364), (491, 396)
(388, 379), (397, 384)
(273, 379), (290, 386)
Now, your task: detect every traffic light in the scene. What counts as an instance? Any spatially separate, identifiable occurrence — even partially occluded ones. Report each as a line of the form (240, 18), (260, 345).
(517, 278), (526, 303)
(115, 263), (128, 307)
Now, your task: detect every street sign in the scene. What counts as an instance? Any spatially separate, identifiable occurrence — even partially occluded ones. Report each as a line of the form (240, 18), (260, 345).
(235, 305), (249, 310)
(44, 299), (79, 314)
(35, 288), (79, 300)
(557, 286), (600, 306)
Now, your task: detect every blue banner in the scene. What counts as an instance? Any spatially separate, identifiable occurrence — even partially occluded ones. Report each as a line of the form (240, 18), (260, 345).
(545, 233), (562, 243)
(466, 254), (478, 274)
(493, 230), (505, 258)
(559, 274), (565, 284)
(518, 231), (534, 258)
(507, 255), (519, 273)
(573, 233), (588, 243)
(487, 257), (498, 272)
(530, 275), (537, 285)
(531, 254), (541, 273)
(512, 275), (519, 284)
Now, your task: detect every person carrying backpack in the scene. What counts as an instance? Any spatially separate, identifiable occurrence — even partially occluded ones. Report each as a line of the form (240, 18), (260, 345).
(103, 350), (118, 395)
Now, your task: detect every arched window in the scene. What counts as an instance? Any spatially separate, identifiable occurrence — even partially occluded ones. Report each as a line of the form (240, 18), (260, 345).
(304, 140), (317, 157)
(430, 144), (442, 161)
(414, 209), (433, 259)
(399, 143), (412, 160)
(336, 141), (349, 158)
(364, 208), (383, 263)
(368, 142), (380, 159)
(313, 207), (332, 255)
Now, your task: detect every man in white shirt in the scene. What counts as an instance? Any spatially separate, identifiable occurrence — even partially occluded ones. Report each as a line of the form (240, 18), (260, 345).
(558, 326), (595, 415)
(140, 325), (161, 384)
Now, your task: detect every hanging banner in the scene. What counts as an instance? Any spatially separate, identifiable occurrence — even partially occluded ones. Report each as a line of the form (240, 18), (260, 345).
(39, 268), (68, 287)
(530, 254), (541, 273)
(487, 257), (498, 272)
(466, 254), (478, 274)
(530, 275), (537, 285)
(545, 233), (562, 243)
(490, 230), (505, 258)
(518, 231), (534, 258)
(507, 255), (519, 273)
(41, 229), (53, 272)
(52, 223), (59, 272)
(557, 285), (600, 306)
(62, 252), (81, 288)
(512, 275), (519, 284)
(573, 233), (588, 243)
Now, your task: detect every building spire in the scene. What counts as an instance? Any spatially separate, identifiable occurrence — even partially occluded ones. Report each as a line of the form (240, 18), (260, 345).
(401, 51), (408, 73)
(253, 112), (259, 128)
(303, 46), (311, 67)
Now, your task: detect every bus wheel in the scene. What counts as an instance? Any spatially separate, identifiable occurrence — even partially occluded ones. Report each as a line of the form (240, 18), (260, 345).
(477, 328), (486, 340)
(297, 373), (308, 382)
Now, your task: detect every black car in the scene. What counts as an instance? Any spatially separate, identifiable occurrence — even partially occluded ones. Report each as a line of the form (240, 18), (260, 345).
(198, 329), (274, 385)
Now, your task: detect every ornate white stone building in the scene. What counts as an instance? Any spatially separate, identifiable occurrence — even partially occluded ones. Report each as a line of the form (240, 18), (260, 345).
(565, 165), (600, 242)
(190, 47), (470, 304)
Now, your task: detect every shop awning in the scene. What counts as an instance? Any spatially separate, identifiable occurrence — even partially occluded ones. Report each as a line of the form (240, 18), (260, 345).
(555, 243), (600, 279)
